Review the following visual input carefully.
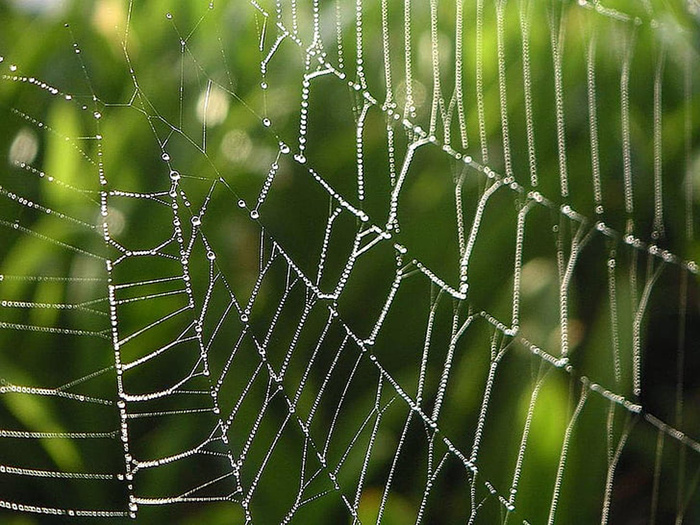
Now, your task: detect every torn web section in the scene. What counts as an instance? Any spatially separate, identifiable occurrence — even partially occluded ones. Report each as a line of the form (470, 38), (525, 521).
(0, 54), (128, 517)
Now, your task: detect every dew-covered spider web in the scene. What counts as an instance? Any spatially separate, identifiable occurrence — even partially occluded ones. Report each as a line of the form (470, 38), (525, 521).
(0, 0), (699, 523)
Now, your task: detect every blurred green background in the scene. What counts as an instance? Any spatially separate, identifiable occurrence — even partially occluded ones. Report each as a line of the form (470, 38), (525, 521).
(0, 0), (699, 523)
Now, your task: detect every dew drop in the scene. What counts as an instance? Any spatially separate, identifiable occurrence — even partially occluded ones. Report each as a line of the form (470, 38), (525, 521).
(279, 143), (290, 154)
(9, 64), (17, 72)
(262, 118), (271, 127)
(161, 152), (170, 162)
(93, 111), (102, 119)
(250, 210), (259, 219)
(169, 170), (181, 181)
(260, 82), (268, 90)
(237, 199), (246, 208)
(166, 12), (173, 19)
(191, 216), (201, 226)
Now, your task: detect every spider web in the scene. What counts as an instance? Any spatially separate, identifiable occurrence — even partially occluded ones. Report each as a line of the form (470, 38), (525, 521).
(0, 0), (699, 523)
